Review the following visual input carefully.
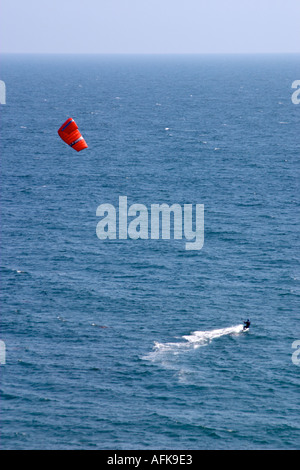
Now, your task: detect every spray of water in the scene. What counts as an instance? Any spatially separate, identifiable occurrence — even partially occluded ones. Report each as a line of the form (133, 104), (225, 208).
(143, 324), (245, 364)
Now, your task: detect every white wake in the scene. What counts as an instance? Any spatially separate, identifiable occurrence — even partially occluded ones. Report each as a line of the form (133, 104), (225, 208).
(182, 324), (244, 344)
(143, 324), (244, 363)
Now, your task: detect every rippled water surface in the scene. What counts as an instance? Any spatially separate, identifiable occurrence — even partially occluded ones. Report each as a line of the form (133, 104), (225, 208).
(0, 54), (299, 449)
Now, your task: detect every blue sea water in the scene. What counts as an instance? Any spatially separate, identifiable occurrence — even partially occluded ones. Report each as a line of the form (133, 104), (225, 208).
(0, 54), (299, 450)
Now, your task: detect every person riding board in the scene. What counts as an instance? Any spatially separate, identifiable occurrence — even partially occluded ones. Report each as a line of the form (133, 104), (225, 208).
(243, 319), (251, 330)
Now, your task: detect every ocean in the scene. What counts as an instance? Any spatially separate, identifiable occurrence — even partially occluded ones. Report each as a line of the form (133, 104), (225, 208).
(0, 54), (299, 450)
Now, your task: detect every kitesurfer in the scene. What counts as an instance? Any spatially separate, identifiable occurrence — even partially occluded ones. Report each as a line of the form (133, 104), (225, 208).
(243, 319), (251, 330)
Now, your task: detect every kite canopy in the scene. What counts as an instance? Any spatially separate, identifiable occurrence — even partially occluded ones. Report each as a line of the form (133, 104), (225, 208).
(58, 118), (88, 152)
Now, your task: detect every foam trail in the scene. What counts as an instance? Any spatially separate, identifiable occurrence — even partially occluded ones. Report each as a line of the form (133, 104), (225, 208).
(143, 324), (244, 363)
(183, 324), (244, 345)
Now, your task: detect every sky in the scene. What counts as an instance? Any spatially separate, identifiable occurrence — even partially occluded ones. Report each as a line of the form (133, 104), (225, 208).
(0, 0), (300, 54)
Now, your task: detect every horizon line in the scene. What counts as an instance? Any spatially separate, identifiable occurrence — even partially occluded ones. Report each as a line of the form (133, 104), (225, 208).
(1, 51), (300, 55)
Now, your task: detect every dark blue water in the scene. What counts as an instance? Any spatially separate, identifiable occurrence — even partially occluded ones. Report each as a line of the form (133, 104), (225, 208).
(0, 54), (299, 450)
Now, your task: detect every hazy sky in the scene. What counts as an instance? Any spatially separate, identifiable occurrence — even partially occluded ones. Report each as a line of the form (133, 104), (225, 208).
(1, 0), (300, 54)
